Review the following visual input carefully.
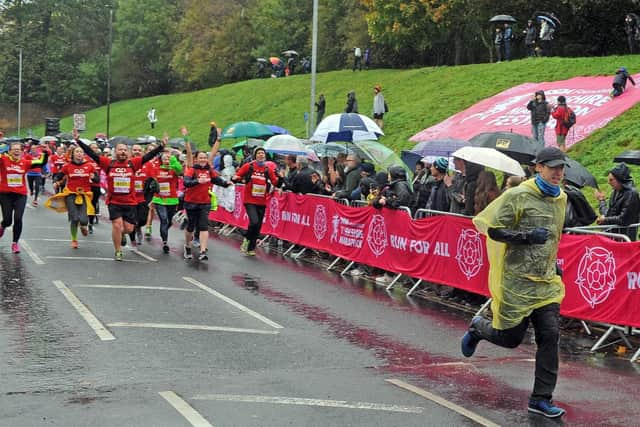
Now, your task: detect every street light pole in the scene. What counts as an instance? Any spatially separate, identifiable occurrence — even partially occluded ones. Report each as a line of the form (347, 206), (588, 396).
(106, 6), (113, 138)
(17, 48), (22, 136)
(308, 0), (318, 137)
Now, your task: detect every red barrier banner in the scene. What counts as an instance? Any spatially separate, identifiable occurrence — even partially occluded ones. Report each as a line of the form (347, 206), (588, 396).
(211, 189), (640, 328)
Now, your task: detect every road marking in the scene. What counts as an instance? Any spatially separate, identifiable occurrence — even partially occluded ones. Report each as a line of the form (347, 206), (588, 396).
(191, 394), (424, 414)
(130, 248), (157, 262)
(52, 280), (115, 341)
(26, 238), (113, 244)
(74, 284), (199, 292)
(31, 226), (68, 230)
(159, 391), (213, 427)
(20, 241), (45, 265)
(386, 379), (500, 427)
(183, 277), (283, 329)
(108, 322), (279, 335)
(46, 256), (147, 263)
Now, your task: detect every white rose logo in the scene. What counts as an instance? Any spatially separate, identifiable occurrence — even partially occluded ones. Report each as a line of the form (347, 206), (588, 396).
(367, 214), (387, 257)
(455, 229), (484, 280)
(313, 205), (327, 241)
(233, 189), (243, 219)
(575, 246), (617, 308)
(268, 196), (280, 229)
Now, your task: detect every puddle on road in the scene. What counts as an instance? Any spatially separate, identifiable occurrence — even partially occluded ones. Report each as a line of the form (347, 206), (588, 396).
(232, 273), (260, 294)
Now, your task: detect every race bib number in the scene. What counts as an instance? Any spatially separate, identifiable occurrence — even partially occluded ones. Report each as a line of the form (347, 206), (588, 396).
(134, 180), (144, 193)
(251, 183), (266, 198)
(113, 177), (131, 193)
(159, 182), (170, 196)
(7, 174), (22, 187)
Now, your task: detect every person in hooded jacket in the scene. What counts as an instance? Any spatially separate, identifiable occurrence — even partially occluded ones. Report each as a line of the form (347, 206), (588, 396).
(611, 67), (636, 98)
(523, 19), (537, 57)
(372, 166), (412, 210)
(345, 91), (358, 113)
(563, 180), (596, 228)
(551, 96), (571, 152)
(624, 15), (639, 54)
(425, 157), (451, 212)
(527, 90), (551, 149)
(594, 163), (640, 241)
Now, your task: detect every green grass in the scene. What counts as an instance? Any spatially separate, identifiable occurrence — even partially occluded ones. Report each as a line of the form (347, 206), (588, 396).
(31, 55), (640, 190)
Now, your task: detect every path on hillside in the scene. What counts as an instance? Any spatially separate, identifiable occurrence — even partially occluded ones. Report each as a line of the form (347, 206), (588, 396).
(1, 197), (638, 426)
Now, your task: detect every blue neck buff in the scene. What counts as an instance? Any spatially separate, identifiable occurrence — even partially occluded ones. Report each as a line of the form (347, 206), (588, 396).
(256, 161), (265, 167)
(535, 174), (560, 197)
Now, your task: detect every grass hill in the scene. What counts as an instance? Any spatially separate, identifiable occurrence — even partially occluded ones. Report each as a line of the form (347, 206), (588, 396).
(33, 55), (640, 188)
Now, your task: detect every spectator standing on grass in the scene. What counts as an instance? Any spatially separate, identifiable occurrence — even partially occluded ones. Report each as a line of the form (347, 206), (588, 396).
(353, 47), (362, 71)
(147, 107), (157, 129)
(372, 85), (385, 129)
(625, 14), (639, 54)
(551, 96), (571, 152)
(527, 90), (551, 149)
(539, 20), (554, 56)
(345, 91), (358, 114)
(524, 20), (537, 57)
(503, 23), (514, 61)
(315, 94), (326, 126)
(594, 162), (640, 241)
(494, 27), (504, 62)
(364, 48), (371, 69)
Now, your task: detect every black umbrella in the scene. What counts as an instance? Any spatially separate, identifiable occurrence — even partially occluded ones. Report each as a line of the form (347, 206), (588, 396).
(282, 50), (299, 57)
(613, 150), (640, 165)
(489, 15), (517, 24)
(22, 136), (41, 144)
(136, 135), (157, 145)
(108, 136), (135, 146)
(469, 132), (538, 164)
(564, 158), (598, 189)
(55, 132), (74, 142)
(168, 137), (195, 151)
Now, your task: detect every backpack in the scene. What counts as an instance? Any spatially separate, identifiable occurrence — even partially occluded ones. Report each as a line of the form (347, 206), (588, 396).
(564, 108), (576, 129)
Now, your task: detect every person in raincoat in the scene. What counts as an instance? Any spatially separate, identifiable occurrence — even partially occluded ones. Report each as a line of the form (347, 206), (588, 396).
(610, 66), (636, 98)
(461, 147), (568, 419)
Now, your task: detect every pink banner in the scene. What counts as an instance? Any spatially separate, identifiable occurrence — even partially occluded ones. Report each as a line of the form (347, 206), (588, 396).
(211, 189), (640, 328)
(410, 75), (640, 149)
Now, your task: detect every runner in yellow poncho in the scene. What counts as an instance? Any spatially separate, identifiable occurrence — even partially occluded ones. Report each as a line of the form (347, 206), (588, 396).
(461, 147), (568, 419)
(45, 146), (96, 249)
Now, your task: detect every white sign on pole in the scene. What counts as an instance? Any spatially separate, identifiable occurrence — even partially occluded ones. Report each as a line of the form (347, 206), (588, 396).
(73, 114), (87, 131)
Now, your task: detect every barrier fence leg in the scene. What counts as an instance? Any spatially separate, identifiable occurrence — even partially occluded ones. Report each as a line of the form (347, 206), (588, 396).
(341, 261), (355, 276)
(258, 235), (270, 247)
(327, 256), (342, 271)
(631, 347), (640, 363)
(225, 226), (237, 236)
(283, 244), (297, 257)
(218, 224), (229, 235)
(292, 248), (307, 259)
(406, 279), (423, 297)
(475, 298), (492, 317)
(590, 326), (618, 352)
(580, 321), (592, 335)
(386, 273), (403, 291)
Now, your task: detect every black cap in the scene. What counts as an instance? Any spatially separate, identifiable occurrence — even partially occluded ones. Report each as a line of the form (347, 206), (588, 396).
(534, 147), (568, 167)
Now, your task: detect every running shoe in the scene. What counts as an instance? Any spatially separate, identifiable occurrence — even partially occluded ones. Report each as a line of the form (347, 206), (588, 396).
(162, 243), (170, 254)
(114, 250), (123, 261)
(246, 250), (256, 256)
(528, 399), (566, 418)
(192, 238), (200, 248)
(80, 226), (88, 237)
(88, 224), (93, 234)
(145, 225), (152, 240)
(183, 245), (193, 259)
(240, 238), (249, 253)
(71, 240), (79, 249)
(0, 225), (4, 239)
(198, 249), (208, 261)
(11, 242), (20, 253)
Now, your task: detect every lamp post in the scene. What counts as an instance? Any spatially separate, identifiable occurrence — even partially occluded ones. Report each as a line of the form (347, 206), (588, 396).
(106, 5), (113, 138)
(17, 48), (22, 136)
(308, 0), (318, 136)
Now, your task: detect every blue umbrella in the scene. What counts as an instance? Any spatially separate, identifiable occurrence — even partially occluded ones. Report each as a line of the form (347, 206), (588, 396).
(411, 138), (469, 157)
(311, 113), (383, 143)
(266, 125), (289, 135)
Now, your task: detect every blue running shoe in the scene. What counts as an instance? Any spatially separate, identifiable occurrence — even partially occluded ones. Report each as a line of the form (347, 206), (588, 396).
(461, 316), (483, 357)
(528, 399), (566, 418)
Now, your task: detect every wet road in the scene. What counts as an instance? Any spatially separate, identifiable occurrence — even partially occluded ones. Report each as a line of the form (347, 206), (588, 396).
(1, 199), (639, 426)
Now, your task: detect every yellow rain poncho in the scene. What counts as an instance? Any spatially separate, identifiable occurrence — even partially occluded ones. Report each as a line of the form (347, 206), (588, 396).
(472, 179), (567, 330)
(45, 187), (95, 216)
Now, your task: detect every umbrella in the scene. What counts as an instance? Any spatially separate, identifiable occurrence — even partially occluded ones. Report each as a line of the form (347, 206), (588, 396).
(136, 135), (157, 145)
(257, 58), (268, 63)
(401, 150), (424, 170)
(266, 125), (289, 135)
(56, 132), (74, 141)
(305, 149), (320, 163)
(451, 146), (525, 176)
(564, 158), (598, 189)
(470, 131), (537, 164)
(269, 57), (282, 65)
(167, 137), (195, 151)
(23, 136), (40, 144)
(411, 138), (469, 157)
(264, 134), (307, 156)
(613, 150), (640, 165)
(352, 140), (412, 179)
(489, 15), (517, 24)
(534, 11), (561, 27)
(40, 136), (58, 144)
(221, 121), (274, 140)
(309, 142), (350, 158)
(231, 138), (265, 152)
(311, 113), (384, 143)
(109, 136), (135, 146)
(282, 50), (299, 57)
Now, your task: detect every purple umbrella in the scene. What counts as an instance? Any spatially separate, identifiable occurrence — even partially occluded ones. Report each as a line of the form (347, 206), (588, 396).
(411, 138), (469, 157)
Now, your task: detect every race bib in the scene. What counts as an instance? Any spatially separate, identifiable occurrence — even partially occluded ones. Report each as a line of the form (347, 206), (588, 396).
(7, 174), (22, 187)
(251, 183), (266, 198)
(113, 177), (131, 193)
(159, 182), (170, 196)
(134, 180), (144, 193)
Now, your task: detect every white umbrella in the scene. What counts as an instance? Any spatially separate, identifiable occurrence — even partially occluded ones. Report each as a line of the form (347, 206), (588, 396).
(310, 113), (383, 143)
(451, 146), (525, 176)
(264, 134), (308, 155)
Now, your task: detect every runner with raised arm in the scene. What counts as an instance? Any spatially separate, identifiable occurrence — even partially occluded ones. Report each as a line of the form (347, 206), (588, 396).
(75, 130), (164, 260)
(0, 141), (49, 253)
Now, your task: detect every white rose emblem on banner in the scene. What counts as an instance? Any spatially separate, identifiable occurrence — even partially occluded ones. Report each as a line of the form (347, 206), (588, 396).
(313, 205), (327, 241)
(367, 214), (388, 257)
(575, 246), (617, 308)
(455, 229), (484, 279)
(268, 196), (280, 229)
(233, 189), (243, 219)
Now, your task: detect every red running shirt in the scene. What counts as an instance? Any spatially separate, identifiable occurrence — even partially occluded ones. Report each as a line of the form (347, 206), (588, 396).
(184, 167), (219, 204)
(236, 161), (279, 206)
(97, 156), (144, 205)
(0, 155), (41, 195)
(61, 161), (96, 193)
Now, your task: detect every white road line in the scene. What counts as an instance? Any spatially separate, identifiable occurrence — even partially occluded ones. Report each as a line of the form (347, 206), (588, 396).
(31, 226), (68, 229)
(46, 256), (147, 263)
(386, 379), (500, 427)
(130, 248), (157, 262)
(159, 391), (213, 427)
(74, 284), (199, 292)
(27, 238), (113, 244)
(191, 394), (424, 414)
(108, 322), (279, 335)
(183, 277), (283, 329)
(20, 241), (45, 265)
(52, 280), (115, 341)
